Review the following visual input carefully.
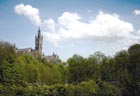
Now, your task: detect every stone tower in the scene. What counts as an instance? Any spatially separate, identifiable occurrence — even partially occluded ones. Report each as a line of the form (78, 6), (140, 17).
(35, 27), (43, 54)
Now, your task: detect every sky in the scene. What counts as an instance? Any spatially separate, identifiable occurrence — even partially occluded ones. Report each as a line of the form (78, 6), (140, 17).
(0, 0), (140, 61)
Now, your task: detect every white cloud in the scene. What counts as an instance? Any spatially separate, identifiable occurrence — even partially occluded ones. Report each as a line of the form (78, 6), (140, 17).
(43, 32), (61, 47)
(137, 29), (140, 34)
(14, 4), (139, 48)
(43, 11), (136, 46)
(132, 10), (140, 15)
(14, 4), (42, 26)
(43, 19), (56, 31)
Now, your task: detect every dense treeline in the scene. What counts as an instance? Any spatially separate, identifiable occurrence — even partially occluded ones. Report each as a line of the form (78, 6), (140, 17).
(0, 41), (140, 96)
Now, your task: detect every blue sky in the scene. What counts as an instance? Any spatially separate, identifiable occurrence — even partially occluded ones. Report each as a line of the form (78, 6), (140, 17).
(0, 0), (140, 60)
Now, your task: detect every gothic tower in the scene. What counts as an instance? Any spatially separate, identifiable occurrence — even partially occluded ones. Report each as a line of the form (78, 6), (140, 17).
(35, 27), (43, 54)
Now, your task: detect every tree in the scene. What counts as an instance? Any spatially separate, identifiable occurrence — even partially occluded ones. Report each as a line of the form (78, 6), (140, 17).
(0, 41), (16, 64)
(0, 61), (22, 86)
(114, 50), (129, 85)
(126, 44), (140, 96)
(100, 57), (116, 81)
(67, 54), (86, 83)
(92, 51), (106, 64)
(85, 54), (101, 80)
(96, 80), (119, 96)
(0, 41), (22, 85)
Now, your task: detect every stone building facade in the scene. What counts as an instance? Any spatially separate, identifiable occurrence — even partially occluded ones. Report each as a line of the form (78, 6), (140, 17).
(16, 28), (60, 64)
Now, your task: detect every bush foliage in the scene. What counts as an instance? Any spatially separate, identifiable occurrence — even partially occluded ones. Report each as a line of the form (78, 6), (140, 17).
(0, 41), (140, 96)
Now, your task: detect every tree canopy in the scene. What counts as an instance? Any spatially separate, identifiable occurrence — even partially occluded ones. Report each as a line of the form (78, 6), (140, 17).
(0, 41), (140, 96)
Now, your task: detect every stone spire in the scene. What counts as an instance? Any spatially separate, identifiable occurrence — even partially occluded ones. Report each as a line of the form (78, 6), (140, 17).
(35, 27), (43, 54)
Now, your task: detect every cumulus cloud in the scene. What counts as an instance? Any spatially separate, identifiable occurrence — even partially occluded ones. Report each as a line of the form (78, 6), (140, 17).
(43, 11), (136, 46)
(43, 19), (56, 31)
(132, 10), (140, 15)
(15, 4), (42, 26)
(14, 4), (140, 48)
(137, 29), (140, 35)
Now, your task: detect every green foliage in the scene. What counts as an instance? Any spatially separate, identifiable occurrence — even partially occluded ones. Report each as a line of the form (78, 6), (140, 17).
(100, 58), (116, 81)
(0, 41), (16, 64)
(0, 61), (22, 86)
(85, 54), (101, 80)
(96, 80), (120, 96)
(0, 80), (119, 96)
(15, 54), (63, 85)
(0, 41), (140, 96)
(125, 44), (140, 96)
(67, 54), (87, 83)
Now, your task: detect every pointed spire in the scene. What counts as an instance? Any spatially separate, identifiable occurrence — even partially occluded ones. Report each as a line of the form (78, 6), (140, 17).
(38, 27), (41, 37)
(38, 26), (41, 32)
